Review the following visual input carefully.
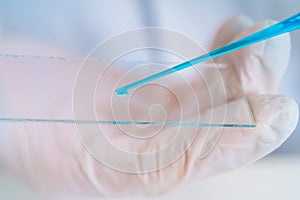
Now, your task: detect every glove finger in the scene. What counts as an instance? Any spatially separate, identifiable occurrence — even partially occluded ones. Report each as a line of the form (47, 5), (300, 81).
(211, 15), (253, 50)
(191, 95), (298, 179)
(223, 20), (291, 94)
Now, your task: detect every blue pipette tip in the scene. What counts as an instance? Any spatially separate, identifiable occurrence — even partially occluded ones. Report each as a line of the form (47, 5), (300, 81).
(114, 12), (300, 94)
(115, 87), (129, 97)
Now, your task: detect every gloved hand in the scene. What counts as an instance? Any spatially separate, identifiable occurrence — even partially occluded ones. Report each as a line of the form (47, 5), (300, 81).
(0, 16), (298, 199)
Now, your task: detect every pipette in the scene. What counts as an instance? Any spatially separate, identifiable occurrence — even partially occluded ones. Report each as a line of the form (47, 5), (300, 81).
(115, 12), (300, 97)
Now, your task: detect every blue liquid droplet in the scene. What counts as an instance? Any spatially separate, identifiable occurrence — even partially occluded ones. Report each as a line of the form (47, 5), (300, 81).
(115, 87), (129, 97)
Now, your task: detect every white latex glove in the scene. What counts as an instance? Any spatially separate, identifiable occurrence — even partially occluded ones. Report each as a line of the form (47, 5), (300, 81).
(0, 16), (298, 199)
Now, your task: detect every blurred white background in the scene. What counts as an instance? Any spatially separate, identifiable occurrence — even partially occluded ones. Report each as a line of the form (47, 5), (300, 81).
(0, 0), (299, 199)
(1, 156), (300, 200)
